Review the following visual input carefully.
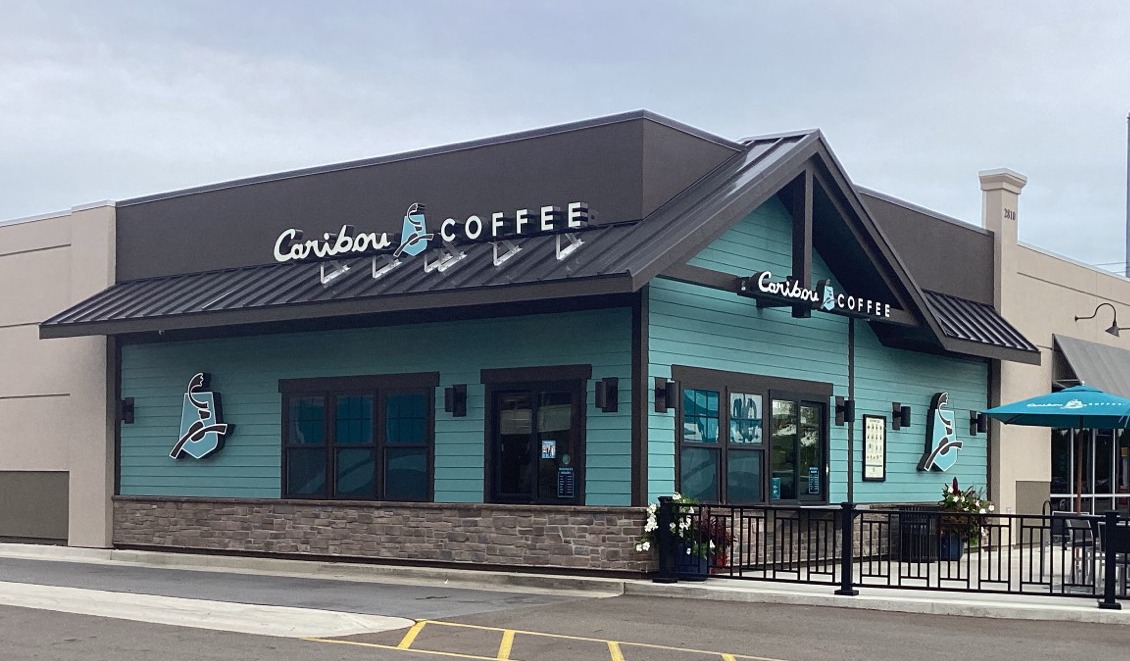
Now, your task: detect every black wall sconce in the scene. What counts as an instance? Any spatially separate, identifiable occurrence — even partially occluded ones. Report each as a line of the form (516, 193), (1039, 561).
(834, 396), (855, 426)
(654, 377), (678, 413)
(119, 397), (135, 424)
(969, 410), (988, 435)
(1074, 302), (1129, 337)
(891, 402), (911, 430)
(595, 377), (619, 413)
(444, 384), (467, 417)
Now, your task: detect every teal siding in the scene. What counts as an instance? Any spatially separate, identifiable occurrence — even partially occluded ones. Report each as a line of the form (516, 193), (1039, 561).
(648, 197), (989, 504)
(120, 308), (632, 505)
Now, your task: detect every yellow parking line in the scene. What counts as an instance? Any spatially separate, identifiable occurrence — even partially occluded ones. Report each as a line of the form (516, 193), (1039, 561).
(398, 620), (790, 661)
(722, 654), (738, 661)
(497, 629), (515, 660)
(398, 620), (428, 649)
(608, 640), (625, 661)
(306, 637), (507, 661)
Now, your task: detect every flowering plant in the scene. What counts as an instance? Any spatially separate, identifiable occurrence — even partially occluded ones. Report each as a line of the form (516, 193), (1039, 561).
(634, 493), (732, 559)
(938, 478), (994, 542)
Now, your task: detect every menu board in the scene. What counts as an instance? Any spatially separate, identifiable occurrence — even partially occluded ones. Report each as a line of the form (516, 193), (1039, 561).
(557, 468), (576, 499)
(863, 415), (886, 481)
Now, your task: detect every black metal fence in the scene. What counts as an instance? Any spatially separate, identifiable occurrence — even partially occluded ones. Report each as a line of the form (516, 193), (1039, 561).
(653, 497), (1130, 609)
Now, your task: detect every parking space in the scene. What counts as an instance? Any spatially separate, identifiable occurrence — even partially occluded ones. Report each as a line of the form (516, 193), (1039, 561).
(311, 620), (788, 661)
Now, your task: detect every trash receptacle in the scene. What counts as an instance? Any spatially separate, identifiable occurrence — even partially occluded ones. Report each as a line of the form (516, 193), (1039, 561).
(895, 506), (939, 562)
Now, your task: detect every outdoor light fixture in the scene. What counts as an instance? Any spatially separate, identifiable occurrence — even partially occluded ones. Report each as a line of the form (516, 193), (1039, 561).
(444, 384), (467, 417)
(654, 378), (678, 413)
(1074, 302), (1129, 337)
(119, 398), (135, 424)
(969, 410), (988, 435)
(892, 403), (911, 430)
(835, 396), (855, 426)
(595, 377), (619, 413)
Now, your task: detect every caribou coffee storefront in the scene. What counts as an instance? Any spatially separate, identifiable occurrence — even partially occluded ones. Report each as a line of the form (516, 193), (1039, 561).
(40, 112), (1039, 572)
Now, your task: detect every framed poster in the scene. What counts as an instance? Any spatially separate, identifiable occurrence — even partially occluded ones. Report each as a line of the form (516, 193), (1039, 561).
(862, 415), (887, 482)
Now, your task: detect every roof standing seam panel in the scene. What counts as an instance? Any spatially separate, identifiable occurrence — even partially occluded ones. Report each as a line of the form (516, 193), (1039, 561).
(46, 280), (138, 324)
(91, 277), (181, 321)
(923, 290), (1038, 353)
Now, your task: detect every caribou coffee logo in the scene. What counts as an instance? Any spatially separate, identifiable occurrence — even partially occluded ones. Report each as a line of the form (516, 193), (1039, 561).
(169, 373), (232, 460)
(273, 201), (591, 264)
(393, 203), (433, 258)
(745, 271), (892, 318)
(918, 392), (962, 472)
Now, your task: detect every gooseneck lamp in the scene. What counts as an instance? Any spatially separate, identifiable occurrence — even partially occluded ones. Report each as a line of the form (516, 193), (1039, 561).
(1074, 302), (1128, 337)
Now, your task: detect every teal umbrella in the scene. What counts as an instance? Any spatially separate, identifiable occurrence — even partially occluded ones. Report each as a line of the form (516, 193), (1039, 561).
(983, 384), (1130, 429)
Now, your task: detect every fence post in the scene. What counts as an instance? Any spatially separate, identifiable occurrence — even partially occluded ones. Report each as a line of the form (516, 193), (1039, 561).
(1098, 510), (1122, 610)
(835, 501), (858, 596)
(653, 496), (677, 584)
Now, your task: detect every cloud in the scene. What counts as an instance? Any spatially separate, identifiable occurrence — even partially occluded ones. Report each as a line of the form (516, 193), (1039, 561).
(1, 1), (1128, 268)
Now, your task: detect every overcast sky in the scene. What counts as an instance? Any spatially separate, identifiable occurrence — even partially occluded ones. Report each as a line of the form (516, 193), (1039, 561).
(2, 1), (1128, 269)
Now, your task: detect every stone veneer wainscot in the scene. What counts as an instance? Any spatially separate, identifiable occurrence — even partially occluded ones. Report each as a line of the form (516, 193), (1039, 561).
(113, 497), (654, 573)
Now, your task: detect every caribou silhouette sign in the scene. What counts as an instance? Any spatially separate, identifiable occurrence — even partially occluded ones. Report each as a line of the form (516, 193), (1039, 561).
(169, 373), (232, 460)
(918, 391), (962, 472)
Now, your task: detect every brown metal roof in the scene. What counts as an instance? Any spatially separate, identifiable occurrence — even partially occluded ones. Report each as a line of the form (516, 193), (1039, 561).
(39, 122), (1041, 367)
(42, 132), (820, 338)
(923, 290), (1040, 363)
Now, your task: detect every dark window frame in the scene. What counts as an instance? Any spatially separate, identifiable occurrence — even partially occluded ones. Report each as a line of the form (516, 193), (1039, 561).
(279, 373), (438, 502)
(672, 365), (831, 505)
(481, 365), (590, 505)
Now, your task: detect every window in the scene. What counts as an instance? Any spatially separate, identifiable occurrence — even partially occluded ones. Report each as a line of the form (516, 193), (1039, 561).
(679, 388), (764, 504)
(1050, 428), (1130, 514)
(280, 373), (437, 501)
(673, 366), (830, 505)
(482, 364), (590, 505)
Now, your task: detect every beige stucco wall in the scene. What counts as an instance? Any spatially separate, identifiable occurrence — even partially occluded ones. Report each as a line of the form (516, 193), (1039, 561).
(0, 204), (115, 546)
(986, 170), (1130, 515)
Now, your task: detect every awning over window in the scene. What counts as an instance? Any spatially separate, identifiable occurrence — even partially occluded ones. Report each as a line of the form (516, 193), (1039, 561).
(1054, 334), (1130, 399)
(923, 290), (1040, 364)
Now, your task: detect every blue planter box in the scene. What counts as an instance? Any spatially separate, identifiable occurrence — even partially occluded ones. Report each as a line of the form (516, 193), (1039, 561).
(675, 544), (708, 581)
(938, 532), (965, 561)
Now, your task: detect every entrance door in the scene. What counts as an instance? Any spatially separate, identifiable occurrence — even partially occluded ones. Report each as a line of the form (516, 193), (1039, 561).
(769, 396), (827, 502)
(491, 386), (582, 504)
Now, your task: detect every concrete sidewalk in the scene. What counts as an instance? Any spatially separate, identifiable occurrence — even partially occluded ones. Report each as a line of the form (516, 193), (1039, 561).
(2, 543), (1129, 626)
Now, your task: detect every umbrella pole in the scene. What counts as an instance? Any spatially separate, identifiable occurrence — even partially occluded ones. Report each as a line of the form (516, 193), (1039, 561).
(1074, 429), (1083, 514)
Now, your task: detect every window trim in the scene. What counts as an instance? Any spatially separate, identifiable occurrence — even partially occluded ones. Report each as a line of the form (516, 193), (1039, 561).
(279, 372), (440, 394)
(483, 377), (588, 505)
(672, 365), (831, 505)
(480, 364), (592, 385)
(279, 373), (437, 502)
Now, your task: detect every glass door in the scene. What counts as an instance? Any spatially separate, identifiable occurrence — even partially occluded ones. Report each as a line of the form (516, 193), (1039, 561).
(769, 395), (827, 502)
(798, 402), (824, 500)
(492, 387), (580, 504)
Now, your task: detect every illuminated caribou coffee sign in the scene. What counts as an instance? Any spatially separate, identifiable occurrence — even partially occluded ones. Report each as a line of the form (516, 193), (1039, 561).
(273, 201), (591, 264)
(741, 271), (892, 319)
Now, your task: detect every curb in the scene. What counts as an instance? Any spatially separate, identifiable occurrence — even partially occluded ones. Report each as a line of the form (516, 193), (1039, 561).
(624, 581), (1130, 626)
(0, 543), (625, 597)
(4, 544), (1129, 625)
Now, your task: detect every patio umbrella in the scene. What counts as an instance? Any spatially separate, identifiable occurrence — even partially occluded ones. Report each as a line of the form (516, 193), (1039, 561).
(984, 384), (1130, 513)
(982, 384), (1130, 429)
